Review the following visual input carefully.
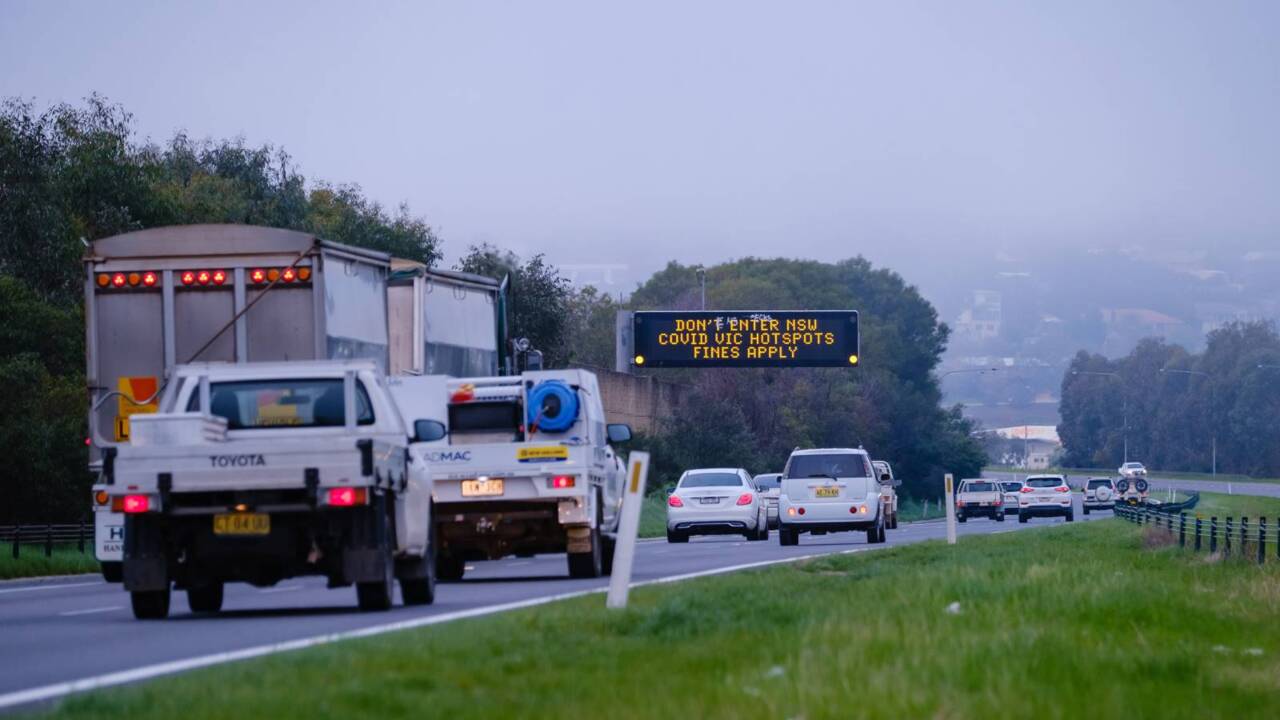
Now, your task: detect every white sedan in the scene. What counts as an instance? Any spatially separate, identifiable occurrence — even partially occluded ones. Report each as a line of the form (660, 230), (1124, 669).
(667, 468), (769, 543)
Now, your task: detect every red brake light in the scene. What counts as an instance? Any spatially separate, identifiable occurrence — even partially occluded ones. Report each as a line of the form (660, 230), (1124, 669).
(957, 500), (966, 507)
(281, 268), (297, 283)
(327, 487), (368, 507)
(250, 268), (267, 284)
(111, 273), (127, 288)
(1055, 486), (1070, 493)
(550, 475), (575, 489)
(1020, 487), (1034, 493)
(668, 495), (684, 508)
(142, 271), (158, 287)
(736, 492), (753, 506)
(196, 270), (212, 285)
(122, 495), (150, 513)
(211, 270), (227, 285)
(181, 271), (196, 285)
(994, 498), (1003, 506)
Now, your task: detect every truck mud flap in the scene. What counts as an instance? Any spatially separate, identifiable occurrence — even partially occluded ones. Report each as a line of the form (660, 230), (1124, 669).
(565, 525), (592, 554)
(343, 548), (392, 584)
(122, 515), (168, 592)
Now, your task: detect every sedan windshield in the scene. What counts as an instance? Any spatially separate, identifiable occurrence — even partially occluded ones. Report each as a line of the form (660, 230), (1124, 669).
(785, 454), (869, 479)
(680, 472), (744, 488)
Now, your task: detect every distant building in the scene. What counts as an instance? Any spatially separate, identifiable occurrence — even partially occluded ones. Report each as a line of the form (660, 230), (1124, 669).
(987, 425), (1061, 470)
(954, 290), (1002, 341)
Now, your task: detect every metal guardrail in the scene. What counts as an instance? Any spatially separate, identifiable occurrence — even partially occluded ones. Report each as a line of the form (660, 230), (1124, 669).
(0, 523), (91, 559)
(1114, 496), (1280, 564)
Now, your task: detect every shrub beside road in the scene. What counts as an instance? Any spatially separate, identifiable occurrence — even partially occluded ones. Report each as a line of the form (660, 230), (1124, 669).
(0, 545), (99, 581)
(45, 518), (1280, 719)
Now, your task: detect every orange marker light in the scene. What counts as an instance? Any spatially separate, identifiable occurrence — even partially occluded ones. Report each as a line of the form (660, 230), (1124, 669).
(297, 267), (312, 281)
(96, 274), (111, 287)
(267, 269), (280, 282)
(128, 272), (141, 286)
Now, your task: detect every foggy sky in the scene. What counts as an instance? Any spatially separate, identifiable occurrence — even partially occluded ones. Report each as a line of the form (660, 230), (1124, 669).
(4, 0), (1279, 297)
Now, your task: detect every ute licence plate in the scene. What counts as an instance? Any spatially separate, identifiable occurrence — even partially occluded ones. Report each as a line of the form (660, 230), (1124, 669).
(461, 478), (505, 497)
(816, 486), (839, 498)
(213, 513), (270, 536)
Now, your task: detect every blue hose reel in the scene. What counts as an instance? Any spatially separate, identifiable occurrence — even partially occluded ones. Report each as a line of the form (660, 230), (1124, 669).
(527, 380), (579, 433)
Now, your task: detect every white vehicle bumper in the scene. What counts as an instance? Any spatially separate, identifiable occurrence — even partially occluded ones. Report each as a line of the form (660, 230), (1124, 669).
(778, 494), (879, 529)
(667, 502), (758, 534)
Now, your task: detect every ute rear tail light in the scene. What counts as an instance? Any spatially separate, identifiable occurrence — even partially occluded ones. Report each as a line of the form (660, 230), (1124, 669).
(957, 500), (965, 507)
(112, 494), (151, 513)
(736, 493), (753, 506)
(549, 475), (575, 489)
(668, 495), (683, 508)
(326, 487), (368, 507)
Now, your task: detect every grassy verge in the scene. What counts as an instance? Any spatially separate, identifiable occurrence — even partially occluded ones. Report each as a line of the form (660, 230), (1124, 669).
(638, 492), (668, 538)
(43, 519), (1280, 719)
(1192, 491), (1280, 519)
(987, 465), (1279, 485)
(0, 544), (100, 580)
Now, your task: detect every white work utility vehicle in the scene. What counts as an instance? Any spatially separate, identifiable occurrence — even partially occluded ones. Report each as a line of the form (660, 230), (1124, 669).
(107, 360), (436, 619)
(390, 369), (632, 580)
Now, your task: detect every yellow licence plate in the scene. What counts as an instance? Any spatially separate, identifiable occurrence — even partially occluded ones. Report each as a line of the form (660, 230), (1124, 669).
(461, 478), (505, 497)
(213, 513), (270, 536)
(816, 486), (839, 498)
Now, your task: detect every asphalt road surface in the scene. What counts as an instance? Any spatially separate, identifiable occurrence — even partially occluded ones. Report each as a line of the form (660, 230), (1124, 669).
(1, 503), (1107, 713)
(983, 470), (1280, 499)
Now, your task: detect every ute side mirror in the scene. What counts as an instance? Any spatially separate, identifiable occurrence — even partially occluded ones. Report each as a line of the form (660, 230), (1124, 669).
(880, 473), (893, 484)
(412, 419), (447, 443)
(606, 423), (632, 444)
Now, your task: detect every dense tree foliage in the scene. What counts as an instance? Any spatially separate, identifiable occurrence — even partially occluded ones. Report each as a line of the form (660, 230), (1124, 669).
(0, 96), (442, 521)
(628, 258), (986, 499)
(1059, 321), (1280, 475)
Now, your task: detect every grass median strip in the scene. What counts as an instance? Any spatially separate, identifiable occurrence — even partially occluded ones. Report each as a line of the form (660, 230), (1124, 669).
(0, 545), (100, 581)
(39, 518), (1280, 719)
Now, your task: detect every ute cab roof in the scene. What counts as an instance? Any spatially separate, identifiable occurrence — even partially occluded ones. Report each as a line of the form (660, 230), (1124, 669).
(789, 447), (869, 456)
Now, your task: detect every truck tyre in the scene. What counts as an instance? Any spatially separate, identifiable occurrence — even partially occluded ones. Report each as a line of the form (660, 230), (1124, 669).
(957, 514), (967, 523)
(666, 529), (688, 543)
(357, 567), (394, 611)
(996, 511), (1005, 522)
(568, 524), (603, 579)
(867, 514), (886, 544)
(101, 562), (123, 583)
(601, 534), (617, 576)
(187, 583), (224, 613)
(131, 589), (170, 620)
(401, 522), (437, 606)
(357, 498), (396, 611)
(889, 511), (898, 530)
(778, 526), (799, 546)
(436, 554), (466, 581)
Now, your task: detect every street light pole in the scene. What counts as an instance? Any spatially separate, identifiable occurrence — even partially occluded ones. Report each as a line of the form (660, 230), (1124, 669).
(695, 267), (706, 310)
(1160, 367), (1217, 484)
(1072, 370), (1129, 463)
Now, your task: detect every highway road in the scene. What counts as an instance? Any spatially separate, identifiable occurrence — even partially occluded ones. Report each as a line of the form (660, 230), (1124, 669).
(983, 470), (1280, 499)
(0, 504), (1107, 713)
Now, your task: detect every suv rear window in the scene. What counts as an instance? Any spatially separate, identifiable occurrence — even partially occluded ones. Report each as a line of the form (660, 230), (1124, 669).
(1027, 478), (1065, 488)
(964, 481), (995, 492)
(189, 379), (374, 429)
(785, 454), (870, 479)
(1087, 479), (1112, 489)
(1001, 482), (1022, 492)
(680, 472), (744, 488)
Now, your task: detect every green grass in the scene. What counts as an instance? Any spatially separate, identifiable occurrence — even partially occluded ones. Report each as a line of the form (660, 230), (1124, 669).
(987, 465), (1280, 485)
(639, 492), (669, 538)
(1191, 491), (1280, 519)
(40, 519), (1280, 719)
(0, 544), (100, 580)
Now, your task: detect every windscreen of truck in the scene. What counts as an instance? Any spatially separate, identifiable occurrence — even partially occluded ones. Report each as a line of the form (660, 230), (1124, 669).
(963, 481), (995, 492)
(189, 379), (374, 429)
(680, 472), (744, 488)
(785, 454), (870, 479)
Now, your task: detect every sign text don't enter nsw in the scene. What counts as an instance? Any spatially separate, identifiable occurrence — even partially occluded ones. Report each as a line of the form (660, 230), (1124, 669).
(632, 310), (859, 368)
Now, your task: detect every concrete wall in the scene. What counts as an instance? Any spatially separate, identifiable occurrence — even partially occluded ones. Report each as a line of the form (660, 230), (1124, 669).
(576, 364), (683, 434)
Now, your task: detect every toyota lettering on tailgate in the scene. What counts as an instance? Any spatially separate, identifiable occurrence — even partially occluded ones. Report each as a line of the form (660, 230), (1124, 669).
(209, 454), (267, 468)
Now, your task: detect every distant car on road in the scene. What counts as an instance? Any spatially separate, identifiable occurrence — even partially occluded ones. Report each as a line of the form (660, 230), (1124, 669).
(1117, 462), (1148, 479)
(999, 480), (1024, 514)
(1018, 475), (1075, 523)
(1083, 477), (1117, 514)
(871, 460), (901, 529)
(667, 468), (769, 543)
(753, 473), (782, 529)
(955, 479), (1005, 522)
(776, 448), (887, 547)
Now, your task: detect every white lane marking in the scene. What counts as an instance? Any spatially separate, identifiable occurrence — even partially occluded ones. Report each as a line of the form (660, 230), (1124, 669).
(58, 606), (122, 617)
(0, 581), (104, 596)
(258, 586), (302, 595)
(0, 545), (875, 711)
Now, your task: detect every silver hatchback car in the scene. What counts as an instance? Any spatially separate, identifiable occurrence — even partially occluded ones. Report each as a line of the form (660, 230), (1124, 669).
(753, 472), (782, 529)
(667, 468), (769, 543)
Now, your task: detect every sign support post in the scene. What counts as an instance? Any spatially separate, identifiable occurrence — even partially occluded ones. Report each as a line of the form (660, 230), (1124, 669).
(944, 473), (957, 545)
(607, 451), (650, 609)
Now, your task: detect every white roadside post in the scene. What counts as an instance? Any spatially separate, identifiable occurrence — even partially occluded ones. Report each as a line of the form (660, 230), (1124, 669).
(607, 451), (650, 609)
(944, 473), (957, 545)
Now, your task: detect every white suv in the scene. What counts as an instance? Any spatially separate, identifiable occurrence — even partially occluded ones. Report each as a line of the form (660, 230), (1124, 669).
(1083, 477), (1117, 514)
(777, 448), (886, 547)
(1017, 475), (1075, 523)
